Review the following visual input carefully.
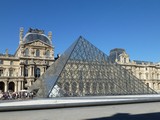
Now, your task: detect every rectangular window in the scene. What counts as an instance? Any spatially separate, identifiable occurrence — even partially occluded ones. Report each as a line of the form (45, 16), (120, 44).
(46, 61), (49, 65)
(10, 61), (13, 65)
(26, 60), (28, 65)
(0, 70), (3, 76)
(9, 69), (13, 77)
(0, 60), (3, 64)
(124, 58), (126, 63)
(24, 67), (28, 77)
(157, 74), (159, 79)
(146, 73), (148, 79)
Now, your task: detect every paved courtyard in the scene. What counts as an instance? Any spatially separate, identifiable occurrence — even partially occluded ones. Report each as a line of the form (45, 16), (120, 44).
(1, 95), (160, 120)
(1, 101), (160, 120)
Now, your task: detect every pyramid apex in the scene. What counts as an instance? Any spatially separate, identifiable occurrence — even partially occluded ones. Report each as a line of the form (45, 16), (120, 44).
(77, 36), (88, 43)
(78, 35), (85, 39)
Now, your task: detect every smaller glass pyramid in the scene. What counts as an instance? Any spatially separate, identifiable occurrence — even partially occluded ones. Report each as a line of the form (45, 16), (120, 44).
(30, 36), (157, 98)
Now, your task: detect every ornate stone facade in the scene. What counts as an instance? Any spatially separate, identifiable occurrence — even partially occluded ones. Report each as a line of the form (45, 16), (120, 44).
(109, 48), (160, 93)
(0, 28), (54, 92)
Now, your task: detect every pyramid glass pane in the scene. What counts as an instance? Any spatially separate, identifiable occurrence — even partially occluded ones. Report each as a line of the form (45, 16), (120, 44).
(30, 36), (157, 98)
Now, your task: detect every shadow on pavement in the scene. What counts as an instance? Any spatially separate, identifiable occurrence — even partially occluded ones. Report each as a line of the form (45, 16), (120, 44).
(86, 112), (160, 120)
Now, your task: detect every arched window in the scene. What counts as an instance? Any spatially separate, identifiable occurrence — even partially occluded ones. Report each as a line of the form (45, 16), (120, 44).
(25, 48), (29, 56)
(36, 49), (40, 57)
(46, 50), (50, 58)
(0, 69), (3, 76)
(8, 82), (15, 92)
(0, 60), (3, 64)
(0, 82), (4, 92)
(35, 68), (40, 78)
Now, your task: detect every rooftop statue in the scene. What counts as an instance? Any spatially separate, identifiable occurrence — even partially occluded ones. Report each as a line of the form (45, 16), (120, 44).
(28, 28), (44, 34)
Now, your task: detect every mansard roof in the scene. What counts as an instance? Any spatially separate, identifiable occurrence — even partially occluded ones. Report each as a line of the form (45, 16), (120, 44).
(133, 60), (154, 65)
(23, 28), (52, 46)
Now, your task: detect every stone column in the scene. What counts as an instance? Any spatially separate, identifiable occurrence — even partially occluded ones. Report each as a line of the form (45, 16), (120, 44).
(157, 83), (159, 90)
(44, 66), (46, 73)
(31, 66), (33, 76)
(15, 81), (18, 92)
(21, 81), (24, 90)
(28, 79), (33, 87)
(152, 83), (155, 90)
(4, 81), (8, 92)
(155, 83), (158, 90)
(20, 66), (22, 76)
(32, 66), (35, 77)
(20, 65), (24, 76)
(18, 80), (22, 91)
(28, 66), (31, 77)
(31, 80), (33, 86)
(31, 66), (35, 77)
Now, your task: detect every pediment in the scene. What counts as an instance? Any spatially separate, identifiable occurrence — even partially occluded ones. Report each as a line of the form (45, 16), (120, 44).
(119, 52), (129, 58)
(27, 40), (51, 48)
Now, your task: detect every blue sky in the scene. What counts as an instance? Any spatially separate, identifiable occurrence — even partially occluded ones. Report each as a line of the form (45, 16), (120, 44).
(0, 0), (160, 62)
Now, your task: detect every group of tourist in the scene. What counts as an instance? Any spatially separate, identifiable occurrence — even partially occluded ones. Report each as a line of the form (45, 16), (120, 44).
(0, 90), (34, 100)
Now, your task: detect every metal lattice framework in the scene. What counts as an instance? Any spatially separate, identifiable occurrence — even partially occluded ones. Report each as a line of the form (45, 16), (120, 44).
(30, 36), (157, 98)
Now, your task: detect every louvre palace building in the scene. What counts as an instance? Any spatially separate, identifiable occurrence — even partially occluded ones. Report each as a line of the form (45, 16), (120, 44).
(0, 27), (160, 94)
(109, 48), (160, 93)
(0, 28), (55, 93)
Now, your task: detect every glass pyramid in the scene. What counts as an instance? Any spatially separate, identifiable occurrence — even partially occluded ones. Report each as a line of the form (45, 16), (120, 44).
(30, 36), (157, 98)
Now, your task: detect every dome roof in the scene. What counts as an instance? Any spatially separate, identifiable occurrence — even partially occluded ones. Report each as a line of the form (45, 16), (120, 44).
(109, 48), (126, 63)
(23, 33), (52, 45)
